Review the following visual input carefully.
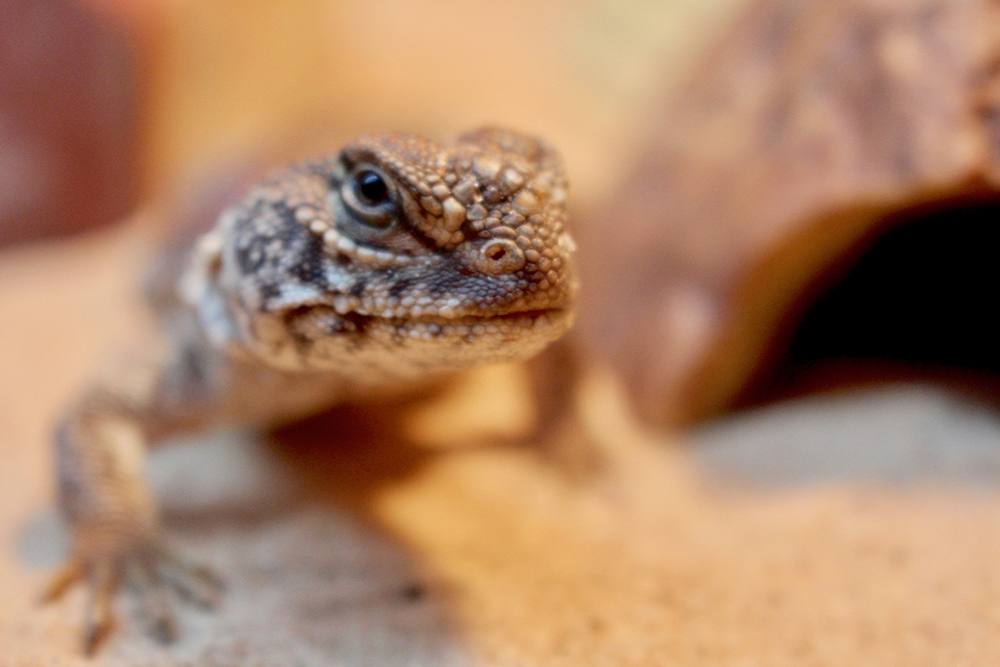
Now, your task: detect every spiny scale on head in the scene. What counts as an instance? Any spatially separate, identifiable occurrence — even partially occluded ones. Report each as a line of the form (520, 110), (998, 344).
(303, 127), (568, 256)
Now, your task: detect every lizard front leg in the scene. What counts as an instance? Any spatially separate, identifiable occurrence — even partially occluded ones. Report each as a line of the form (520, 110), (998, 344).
(44, 346), (223, 654)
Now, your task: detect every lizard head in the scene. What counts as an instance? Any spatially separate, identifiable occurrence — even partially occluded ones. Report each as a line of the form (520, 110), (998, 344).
(204, 128), (577, 378)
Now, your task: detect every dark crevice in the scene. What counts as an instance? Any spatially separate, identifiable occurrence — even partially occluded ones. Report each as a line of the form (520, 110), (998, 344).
(734, 199), (1000, 409)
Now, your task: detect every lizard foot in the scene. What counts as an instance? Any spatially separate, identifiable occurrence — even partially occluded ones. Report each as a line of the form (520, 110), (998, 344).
(41, 544), (223, 655)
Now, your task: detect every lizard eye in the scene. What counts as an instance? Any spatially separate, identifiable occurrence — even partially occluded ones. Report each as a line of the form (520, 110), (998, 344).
(341, 165), (397, 228)
(356, 170), (388, 206)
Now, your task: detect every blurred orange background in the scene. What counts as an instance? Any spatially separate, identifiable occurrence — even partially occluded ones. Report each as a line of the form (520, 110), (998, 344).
(7, 1), (1000, 665)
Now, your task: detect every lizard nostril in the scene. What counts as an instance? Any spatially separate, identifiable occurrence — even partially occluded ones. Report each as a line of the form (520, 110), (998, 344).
(479, 240), (525, 274)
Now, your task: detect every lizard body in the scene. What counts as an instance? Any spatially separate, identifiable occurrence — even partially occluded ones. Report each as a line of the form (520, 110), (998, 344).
(47, 127), (577, 653)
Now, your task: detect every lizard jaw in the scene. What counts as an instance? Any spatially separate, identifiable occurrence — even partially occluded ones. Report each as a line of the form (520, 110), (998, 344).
(264, 303), (574, 374)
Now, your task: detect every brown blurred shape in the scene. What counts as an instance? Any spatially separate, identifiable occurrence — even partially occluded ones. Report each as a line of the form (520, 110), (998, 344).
(0, 0), (141, 245)
(578, 0), (1000, 427)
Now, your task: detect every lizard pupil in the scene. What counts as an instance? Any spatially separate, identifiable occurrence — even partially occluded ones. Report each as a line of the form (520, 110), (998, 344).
(357, 170), (388, 205)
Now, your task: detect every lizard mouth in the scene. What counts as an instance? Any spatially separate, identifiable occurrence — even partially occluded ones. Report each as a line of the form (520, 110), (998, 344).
(359, 306), (573, 338)
(373, 307), (573, 359)
(436, 307), (566, 322)
(493, 308), (565, 320)
(317, 291), (572, 323)
(403, 307), (571, 326)
(277, 304), (573, 372)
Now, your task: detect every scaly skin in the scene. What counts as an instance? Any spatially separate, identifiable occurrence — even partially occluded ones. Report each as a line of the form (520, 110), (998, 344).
(46, 127), (577, 654)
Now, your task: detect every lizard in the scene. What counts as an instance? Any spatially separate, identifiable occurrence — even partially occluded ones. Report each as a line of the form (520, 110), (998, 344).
(42, 127), (578, 654)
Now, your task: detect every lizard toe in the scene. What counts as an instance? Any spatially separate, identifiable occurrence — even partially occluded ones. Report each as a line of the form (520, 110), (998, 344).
(83, 559), (119, 656)
(160, 550), (224, 610)
(44, 541), (222, 654)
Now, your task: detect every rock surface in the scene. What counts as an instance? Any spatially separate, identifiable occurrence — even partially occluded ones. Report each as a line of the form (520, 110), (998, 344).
(577, 0), (1000, 425)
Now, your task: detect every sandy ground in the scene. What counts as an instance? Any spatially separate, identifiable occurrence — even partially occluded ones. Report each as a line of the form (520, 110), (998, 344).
(695, 384), (1000, 488)
(3, 215), (1000, 666)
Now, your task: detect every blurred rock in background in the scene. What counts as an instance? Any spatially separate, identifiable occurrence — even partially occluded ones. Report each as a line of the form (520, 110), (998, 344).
(0, 0), (140, 245)
(577, 0), (1000, 426)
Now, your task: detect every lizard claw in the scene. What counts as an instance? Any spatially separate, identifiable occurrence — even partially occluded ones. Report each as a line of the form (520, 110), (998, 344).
(42, 544), (222, 654)
(39, 560), (85, 605)
(159, 551), (225, 610)
(84, 560), (118, 656)
(40, 558), (118, 655)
